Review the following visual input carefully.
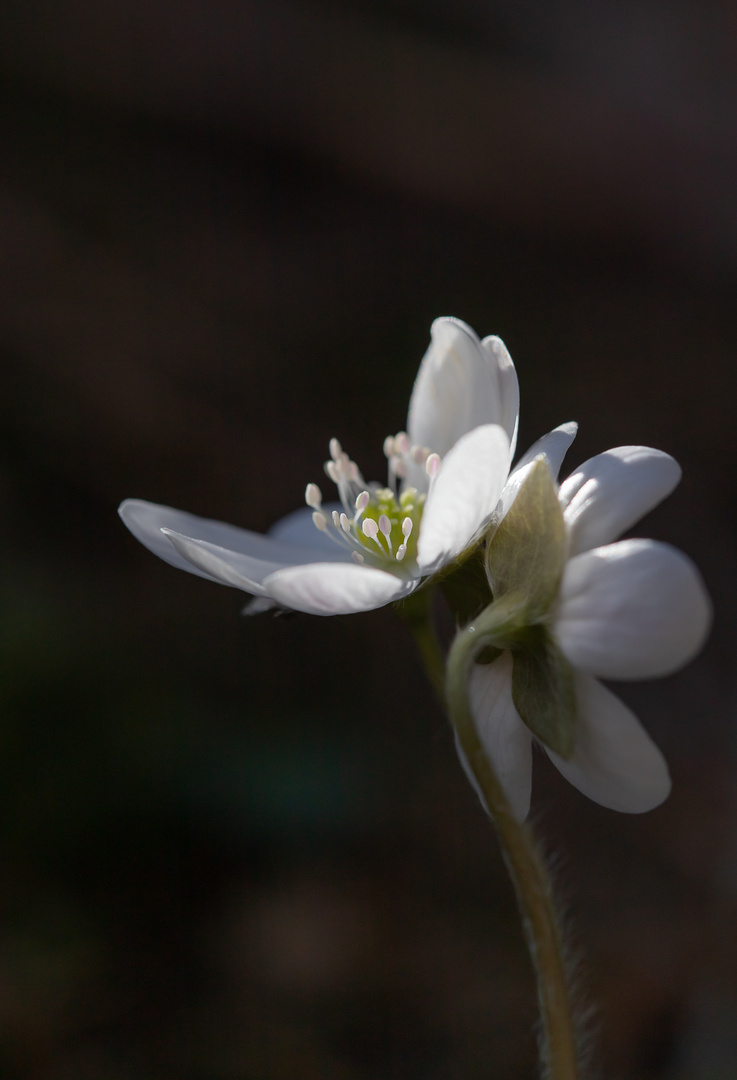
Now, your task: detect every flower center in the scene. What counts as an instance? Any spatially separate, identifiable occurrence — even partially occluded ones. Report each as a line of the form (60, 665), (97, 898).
(305, 433), (440, 572)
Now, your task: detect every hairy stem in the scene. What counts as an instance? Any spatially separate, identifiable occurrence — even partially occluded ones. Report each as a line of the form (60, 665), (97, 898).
(406, 602), (579, 1079)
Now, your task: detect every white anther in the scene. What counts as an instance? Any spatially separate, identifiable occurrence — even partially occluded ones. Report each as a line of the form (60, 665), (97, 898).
(355, 491), (370, 512)
(396, 544), (407, 562)
(410, 444), (429, 465)
(332, 510), (340, 527)
(402, 517), (413, 537)
(426, 453), (441, 478)
(312, 511), (328, 531)
(394, 431), (409, 455)
(305, 483), (322, 509)
(383, 435), (395, 458)
(390, 455), (407, 479)
(326, 460), (340, 483)
(362, 519), (379, 541)
(378, 515), (392, 538)
(349, 461), (360, 482)
(340, 513), (352, 534)
(329, 437), (342, 461)
(351, 551), (365, 564)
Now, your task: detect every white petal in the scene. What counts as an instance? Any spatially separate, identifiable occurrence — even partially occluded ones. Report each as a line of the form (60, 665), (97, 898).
(119, 499), (350, 585)
(496, 422), (578, 521)
(162, 529), (267, 592)
(555, 539), (712, 679)
(559, 446), (681, 555)
(119, 499), (253, 582)
(547, 674), (671, 812)
(416, 424), (510, 572)
(262, 562), (415, 615)
(461, 652), (533, 822)
(407, 317), (513, 458)
(481, 335), (520, 459)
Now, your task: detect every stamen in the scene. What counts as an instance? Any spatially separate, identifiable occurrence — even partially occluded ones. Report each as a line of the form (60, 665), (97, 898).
(394, 431), (409, 455)
(362, 518), (386, 554)
(305, 483), (322, 509)
(329, 437), (342, 462)
(426, 453), (441, 479)
(396, 543), (407, 562)
(390, 455), (407, 479)
(325, 460), (340, 483)
(340, 513), (352, 534)
(402, 517), (413, 537)
(332, 510), (340, 527)
(312, 511), (328, 531)
(411, 444), (429, 465)
(351, 551), (365, 564)
(355, 491), (369, 512)
(362, 519), (379, 541)
(383, 435), (395, 458)
(378, 514), (393, 555)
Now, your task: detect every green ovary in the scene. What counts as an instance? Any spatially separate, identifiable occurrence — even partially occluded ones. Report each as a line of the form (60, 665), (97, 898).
(358, 487), (425, 562)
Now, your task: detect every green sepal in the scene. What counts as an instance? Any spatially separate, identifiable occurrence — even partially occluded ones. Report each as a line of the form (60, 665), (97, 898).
(511, 625), (577, 758)
(486, 459), (566, 622)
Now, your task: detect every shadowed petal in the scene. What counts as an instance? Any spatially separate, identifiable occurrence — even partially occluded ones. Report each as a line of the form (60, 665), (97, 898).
(462, 652), (533, 822)
(262, 562), (415, 615)
(268, 504), (344, 552)
(547, 674), (671, 812)
(417, 424), (510, 572)
(556, 539), (712, 679)
(559, 446), (681, 555)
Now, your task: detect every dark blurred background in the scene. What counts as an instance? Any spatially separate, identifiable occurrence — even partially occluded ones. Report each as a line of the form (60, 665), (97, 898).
(0, 1), (734, 1077)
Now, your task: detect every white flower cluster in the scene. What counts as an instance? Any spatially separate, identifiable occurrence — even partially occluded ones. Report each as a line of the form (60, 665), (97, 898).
(120, 317), (711, 818)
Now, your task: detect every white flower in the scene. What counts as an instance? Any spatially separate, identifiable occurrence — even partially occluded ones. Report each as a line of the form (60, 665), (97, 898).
(120, 317), (574, 617)
(467, 446), (712, 821)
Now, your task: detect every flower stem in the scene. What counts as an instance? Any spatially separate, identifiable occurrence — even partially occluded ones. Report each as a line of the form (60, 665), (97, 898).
(395, 588), (446, 702)
(406, 603), (579, 1080)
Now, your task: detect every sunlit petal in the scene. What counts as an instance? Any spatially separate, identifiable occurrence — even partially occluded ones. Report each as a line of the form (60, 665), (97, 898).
(262, 561), (415, 615)
(496, 422), (578, 521)
(559, 446), (681, 555)
(556, 539), (712, 679)
(417, 424), (510, 572)
(408, 317), (507, 457)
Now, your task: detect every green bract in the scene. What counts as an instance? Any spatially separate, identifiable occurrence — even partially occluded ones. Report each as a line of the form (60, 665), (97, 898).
(486, 458), (566, 618)
(469, 459), (577, 758)
(509, 626), (577, 757)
